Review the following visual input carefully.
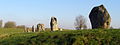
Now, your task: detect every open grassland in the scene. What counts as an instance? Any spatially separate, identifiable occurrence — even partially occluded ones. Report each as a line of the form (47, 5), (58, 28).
(0, 28), (120, 45)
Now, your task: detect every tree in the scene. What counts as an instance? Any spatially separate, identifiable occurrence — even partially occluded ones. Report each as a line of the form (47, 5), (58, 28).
(110, 26), (114, 29)
(74, 15), (87, 30)
(0, 20), (3, 28)
(4, 21), (16, 28)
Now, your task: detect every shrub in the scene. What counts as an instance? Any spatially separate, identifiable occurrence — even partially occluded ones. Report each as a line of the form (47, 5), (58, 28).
(4, 21), (16, 28)
(16, 25), (25, 29)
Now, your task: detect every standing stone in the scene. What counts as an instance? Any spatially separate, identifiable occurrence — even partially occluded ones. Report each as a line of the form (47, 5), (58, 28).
(50, 17), (59, 31)
(0, 20), (2, 28)
(89, 5), (111, 29)
(24, 27), (27, 32)
(32, 25), (35, 32)
(24, 27), (32, 32)
(40, 24), (45, 31)
(37, 24), (45, 31)
(37, 24), (40, 32)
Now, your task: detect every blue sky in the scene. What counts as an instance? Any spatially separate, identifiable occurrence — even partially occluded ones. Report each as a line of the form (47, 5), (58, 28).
(0, 0), (120, 29)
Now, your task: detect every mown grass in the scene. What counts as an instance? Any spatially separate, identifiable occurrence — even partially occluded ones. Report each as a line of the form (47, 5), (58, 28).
(0, 28), (120, 45)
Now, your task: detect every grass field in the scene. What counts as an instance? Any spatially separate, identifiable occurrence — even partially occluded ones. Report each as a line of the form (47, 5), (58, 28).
(0, 28), (120, 45)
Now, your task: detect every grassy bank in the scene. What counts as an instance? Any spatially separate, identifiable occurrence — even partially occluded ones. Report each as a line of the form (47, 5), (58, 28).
(0, 28), (120, 45)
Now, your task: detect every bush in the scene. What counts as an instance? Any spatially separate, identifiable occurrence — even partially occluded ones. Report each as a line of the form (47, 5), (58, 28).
(4, 21), (16, 28)
(16, 25), (25, 29)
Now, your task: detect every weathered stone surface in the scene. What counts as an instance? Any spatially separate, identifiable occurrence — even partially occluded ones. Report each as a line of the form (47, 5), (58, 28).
(50, 17), (59, 31)
(89, 5), (111, 29)
(37, 24), (45, 31)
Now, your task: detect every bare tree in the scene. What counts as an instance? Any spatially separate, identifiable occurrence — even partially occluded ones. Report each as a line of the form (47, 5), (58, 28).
(110, 26), (114, 29)
(0, 20), (3, 28)
(4, 21), (16, 28)
(74, 15), (87, 30)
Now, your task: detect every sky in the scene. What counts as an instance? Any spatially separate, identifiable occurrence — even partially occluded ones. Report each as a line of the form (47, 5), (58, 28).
(0, 0), (120, 29)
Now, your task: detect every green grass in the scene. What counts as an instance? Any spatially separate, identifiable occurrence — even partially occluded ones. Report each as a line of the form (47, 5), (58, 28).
(0, 28), (120, 45)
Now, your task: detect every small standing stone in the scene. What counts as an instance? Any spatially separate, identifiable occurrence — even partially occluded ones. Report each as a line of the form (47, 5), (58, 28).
(37, 24), (45, 31)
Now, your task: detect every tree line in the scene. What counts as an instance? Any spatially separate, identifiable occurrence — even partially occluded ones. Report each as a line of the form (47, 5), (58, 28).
(0, 20), (25, 29)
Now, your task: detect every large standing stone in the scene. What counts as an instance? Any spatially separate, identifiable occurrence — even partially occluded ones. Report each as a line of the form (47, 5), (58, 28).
(89, 5), (111, 29)
(50, 17), (59, 31)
